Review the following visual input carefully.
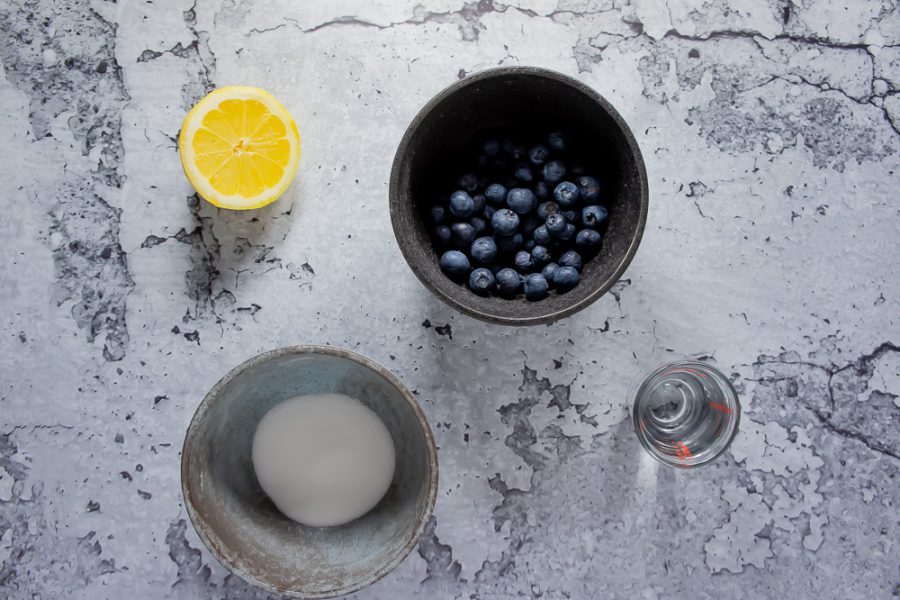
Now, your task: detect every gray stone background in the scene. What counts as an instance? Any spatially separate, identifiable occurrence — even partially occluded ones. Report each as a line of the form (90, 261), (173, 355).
(0, 0), (898, 598)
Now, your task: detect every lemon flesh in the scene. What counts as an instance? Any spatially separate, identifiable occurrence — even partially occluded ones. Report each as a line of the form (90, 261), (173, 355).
(179, 86), (301, 210)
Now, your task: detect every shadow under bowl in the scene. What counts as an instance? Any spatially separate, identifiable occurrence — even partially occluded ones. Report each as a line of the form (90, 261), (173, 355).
(390, 66), (649, 325)
(181, 346), (438, 598)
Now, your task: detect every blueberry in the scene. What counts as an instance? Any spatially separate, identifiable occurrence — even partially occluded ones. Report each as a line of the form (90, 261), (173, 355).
(485, 183), (507, 205)
(469, 268), (495, 295)
(531, 245), (551, 268)
(541, 262), (559, 286)
(553, 181), (580, 207)
(576, 229), (602, 249)
(506, 188), (537, 215)
(543, 160), (566, 184)
(562, 210), (578, 224)
(491, 208), (519, 236)
(503, 138), (527, 159)
(496, 268), (522, 297)
(581, 205), (608, 229)
(545, 213), (567, 237)
(470, 217), (487, 236)
(534, 181), (550, 199)
(496, 232), (524, 254)
(528, 144), (550, 165)
(547, 130), (565, 151)
(440, 250), (470, 278)
(483, 138), (500, 156)
(451, 222), (476, 247)
(457, 173), (479, 193)
(558, 250), (583, 271)
(557, 223), (577, 242)
(533, 225), (552, 246)
(514, 162), (534, 183)
(483, 205), (497, 221)
(470, 237), (498, 264)
(429, 205), (446, 225)
(553, 266), (579, 291)
(537, 201), (560, 221)
(524, 239), (536, 251)
(512, 250), (532, 272)
(524, 273), (549, 300)
(449, 190), (475, 218)
(472, 194), (486, 212)
(434, 224), (452, 245)
(576, 176), (600, 201)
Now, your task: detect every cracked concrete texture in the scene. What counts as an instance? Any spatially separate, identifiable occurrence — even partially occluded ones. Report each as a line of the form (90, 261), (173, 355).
(0, 0), (898, 598)
(0, 0), (135, 361)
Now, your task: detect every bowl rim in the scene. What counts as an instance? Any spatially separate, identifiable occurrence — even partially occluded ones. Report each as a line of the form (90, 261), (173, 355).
(389, 65), (649, 325)
(180, 345), (439, 599)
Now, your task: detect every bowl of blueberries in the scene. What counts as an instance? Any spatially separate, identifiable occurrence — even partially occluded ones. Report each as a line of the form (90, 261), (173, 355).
(390, 66), (648, 325)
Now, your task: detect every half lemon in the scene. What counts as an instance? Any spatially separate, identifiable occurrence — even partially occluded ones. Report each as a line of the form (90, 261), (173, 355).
(179, 86), (301, 210)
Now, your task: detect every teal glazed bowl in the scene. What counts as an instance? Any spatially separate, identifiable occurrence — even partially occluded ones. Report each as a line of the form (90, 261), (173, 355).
(181, 346), (438, 598)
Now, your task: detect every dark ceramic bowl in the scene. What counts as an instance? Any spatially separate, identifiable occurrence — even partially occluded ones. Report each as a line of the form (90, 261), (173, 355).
(390, 67), (648, 325)
(181, 346), (438, 598)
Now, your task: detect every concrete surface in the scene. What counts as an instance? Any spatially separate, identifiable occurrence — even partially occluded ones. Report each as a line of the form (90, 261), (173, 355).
(0, 0), (898, 598)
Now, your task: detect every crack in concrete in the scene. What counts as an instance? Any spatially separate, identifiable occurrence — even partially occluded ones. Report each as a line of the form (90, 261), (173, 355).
(806, 407), (899, 460)
(4, 424), (74, 436)
(243, 0), (551, 43)
(183, 195), (224, 326)
(767, 72), (900, 138)
(693, 199), (711, 219)
(139, 226), (202, 249)
(136, 40), (207, 64)
(661, 28), (899, 51)
(245, 6), (488, 39)
(181, 0), (217, 107)
(754, 341), (900, 461)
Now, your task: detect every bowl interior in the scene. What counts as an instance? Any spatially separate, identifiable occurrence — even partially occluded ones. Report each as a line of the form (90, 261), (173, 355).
(182, 348), (435, 598)
(391, 68), (647, 324)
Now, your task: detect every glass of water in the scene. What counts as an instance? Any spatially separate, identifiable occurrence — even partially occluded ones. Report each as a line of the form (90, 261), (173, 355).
(631, 361), (741, 468)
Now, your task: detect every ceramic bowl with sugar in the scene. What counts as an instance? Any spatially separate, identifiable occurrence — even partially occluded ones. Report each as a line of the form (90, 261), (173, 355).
(181, 345), (438, 598)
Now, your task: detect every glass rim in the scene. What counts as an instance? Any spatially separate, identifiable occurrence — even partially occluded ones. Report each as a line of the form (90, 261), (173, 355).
(630, 360), (741, 468)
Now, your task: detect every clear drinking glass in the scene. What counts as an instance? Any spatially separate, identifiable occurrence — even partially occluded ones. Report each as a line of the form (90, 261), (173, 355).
(631, 361), (741, 468)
